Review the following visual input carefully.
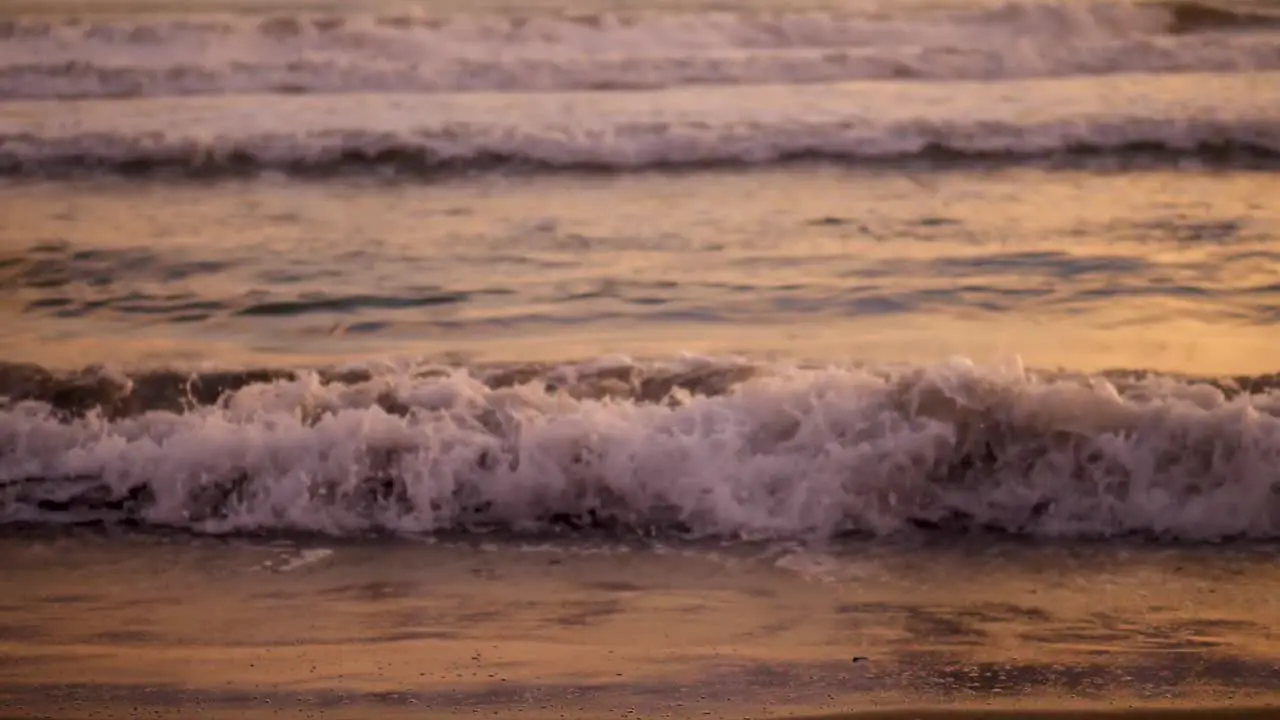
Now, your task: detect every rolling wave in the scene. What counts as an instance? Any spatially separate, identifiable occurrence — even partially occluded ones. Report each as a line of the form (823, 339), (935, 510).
(3, 357), (1279, 540)
(3, 113), (1276, 178)
(4, 71), (1276, 178)
(1, 1), (1277, 99)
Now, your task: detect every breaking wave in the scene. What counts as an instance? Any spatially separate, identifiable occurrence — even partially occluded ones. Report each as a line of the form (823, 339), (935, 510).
(3, 117), (1276, 178)
(3, 357), (1280, 541)
(2, 1), (1278, 99)
(4, 39), (1278, 177)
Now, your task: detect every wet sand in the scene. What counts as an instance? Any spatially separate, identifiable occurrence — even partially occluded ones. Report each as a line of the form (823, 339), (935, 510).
(0, 530), (1277, 719)
(793, 711), (1280, 720)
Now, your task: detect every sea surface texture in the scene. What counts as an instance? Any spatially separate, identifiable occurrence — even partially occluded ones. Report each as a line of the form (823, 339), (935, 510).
(2, 0), (1280, 541)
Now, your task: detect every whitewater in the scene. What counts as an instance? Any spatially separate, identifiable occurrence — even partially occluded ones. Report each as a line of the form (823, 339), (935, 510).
(3, 357), (1279, 540)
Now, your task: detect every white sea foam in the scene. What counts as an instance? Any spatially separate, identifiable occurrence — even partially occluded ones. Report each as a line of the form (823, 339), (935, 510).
(2, 357), (1279, 540)
(274, 547), (333, 572)
(1, 1), (1276, 98)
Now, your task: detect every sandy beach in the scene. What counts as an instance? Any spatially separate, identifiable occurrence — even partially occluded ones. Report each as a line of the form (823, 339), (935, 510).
(1, 530), (1277, 719)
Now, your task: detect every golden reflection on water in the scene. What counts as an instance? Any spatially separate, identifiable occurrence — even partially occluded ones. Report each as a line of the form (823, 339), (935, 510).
(1, 167), (1277, 375)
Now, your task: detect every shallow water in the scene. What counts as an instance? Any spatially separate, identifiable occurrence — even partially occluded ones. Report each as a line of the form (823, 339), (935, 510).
(4, 167), (1280, 372)
(0, 531), (1277, 719)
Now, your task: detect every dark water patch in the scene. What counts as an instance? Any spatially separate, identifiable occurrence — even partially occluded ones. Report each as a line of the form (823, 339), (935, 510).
(0, 623), (46, 641)
(370, 629), (456, 642)
(1173, 618), (1261, 633)
(168, 311), (214, 322)
(1067, 612), (1259, 651)
(311, 16), (347, 33)
(806, 216), (854, 227)
(1021, 626), (1228, 651)
(4, 140), (1280, 181)
(104, 295), (228, 317)
(901, 611), (992, 644)
(257, 16), (305, 38)
(22, 297), (74, 311)
(49, 300), (108, 318)
(234, 292), (468, 317)
(888, 285), (1055, 314)
(1079, 285), (1218, 305)
(1165, 0), (1280, 34)
(552, 598), (623, 627)
(837, 602), (1054, 644)
(452, 609), (505, 625)
(253, 266), (344, 285)
(1120, 217), (1249, 244)
(771, 293), (914, 316)
(317, 580), (422, 601)
(97, 595), (186, 612)
(35, 593), (99, 605)
(932, 252), (1149, 279)
(1, 244), (234, 297)
(157, 260), (232, 282)
(1223, 250), (1280, 264)
(27, 239), (70, 254)
(963, 602), (1055, 623)
(1020, 628), (1135, 644)
(583, 580), (646, 592)
(917, 216), (961, 227)
(1246, 282), (1280, 295)
(1168, 219), (1244, 243)
(89, 629), (156, 644)
(341, 321), (391, 334)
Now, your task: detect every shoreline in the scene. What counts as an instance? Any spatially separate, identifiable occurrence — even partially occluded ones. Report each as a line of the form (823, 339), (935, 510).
(1, 533), (1278, 719)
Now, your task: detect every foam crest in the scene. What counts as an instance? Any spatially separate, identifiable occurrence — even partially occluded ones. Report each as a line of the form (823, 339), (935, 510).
(0, 1), (1275, 99)
(5, 35), (1280, 99)
(3, 358), (1280, 540)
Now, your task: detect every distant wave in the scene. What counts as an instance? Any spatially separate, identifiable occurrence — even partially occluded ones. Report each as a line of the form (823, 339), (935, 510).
(3, 36), (1279, 99)
(3, 116), (1276, 178)
(3, 357), (1280, 541)
(1, 1), (1278, 99)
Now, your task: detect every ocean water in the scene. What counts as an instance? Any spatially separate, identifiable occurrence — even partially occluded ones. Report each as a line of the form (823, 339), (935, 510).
(2, 0), (1280, 544)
